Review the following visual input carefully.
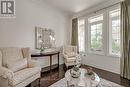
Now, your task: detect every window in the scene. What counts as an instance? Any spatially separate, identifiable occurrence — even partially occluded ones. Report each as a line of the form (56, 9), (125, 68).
(109, 8), (121, 56)
(88, 14), (104, 52)
(77, 4), (121, 57)
(78, 19), (85, 52)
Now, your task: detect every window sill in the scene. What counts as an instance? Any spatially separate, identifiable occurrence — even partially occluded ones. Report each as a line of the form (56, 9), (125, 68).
(85, 51), (120, 58)
(106, 54), (120, 58)
(87, 50), (105, 56)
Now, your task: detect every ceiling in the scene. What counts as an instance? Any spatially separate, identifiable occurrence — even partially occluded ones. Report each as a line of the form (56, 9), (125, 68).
(43, 0), (108, 14)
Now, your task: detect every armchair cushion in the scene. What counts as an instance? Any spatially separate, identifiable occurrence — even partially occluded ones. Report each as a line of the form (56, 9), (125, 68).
(65, 57), (76, 63)
(65, 52), (76, 57)
(13, 67), (40, 85)
(7, 58), (27, 72)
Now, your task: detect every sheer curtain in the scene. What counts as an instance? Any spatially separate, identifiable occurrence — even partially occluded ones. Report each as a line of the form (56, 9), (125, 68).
(120, 1), (130, 79)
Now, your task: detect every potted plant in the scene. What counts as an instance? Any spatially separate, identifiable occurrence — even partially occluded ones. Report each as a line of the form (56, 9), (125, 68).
(39, 46), (45, 53)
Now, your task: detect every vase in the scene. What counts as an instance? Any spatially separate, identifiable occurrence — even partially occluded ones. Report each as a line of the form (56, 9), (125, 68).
(70, 68), (81, 78)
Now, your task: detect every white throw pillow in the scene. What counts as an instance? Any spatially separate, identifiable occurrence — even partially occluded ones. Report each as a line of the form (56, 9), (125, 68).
(7, 58), (27, 72)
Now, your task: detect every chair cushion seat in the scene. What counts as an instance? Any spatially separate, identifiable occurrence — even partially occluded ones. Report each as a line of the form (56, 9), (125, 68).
(66, 52), (76, 57)
(13, 67), (40, 85)
(8, 58), (27, 72)
(66, 57), (76, 63)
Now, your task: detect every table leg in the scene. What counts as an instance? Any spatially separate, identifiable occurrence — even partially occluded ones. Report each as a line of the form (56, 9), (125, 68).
(58, 53), (59, 68)
(50, 55), (52, 73)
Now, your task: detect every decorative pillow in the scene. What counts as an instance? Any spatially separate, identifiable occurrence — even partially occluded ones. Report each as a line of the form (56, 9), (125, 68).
(7, 58), (27, 72)
(0, 47), (23, 67)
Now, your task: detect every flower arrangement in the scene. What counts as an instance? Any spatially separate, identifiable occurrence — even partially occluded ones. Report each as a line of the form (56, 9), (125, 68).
(70, 58), (81, 78)
(39, 46), (45, 53)
(38, 39), (46, 53)
(70, 65), (81, 78)
(73, 65), (80, 72)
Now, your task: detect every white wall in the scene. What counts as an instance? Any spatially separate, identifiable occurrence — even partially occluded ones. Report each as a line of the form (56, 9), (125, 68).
(70, 0), (121, 74)
(0, 0), (69, 67)
(82, 55), (120, 74)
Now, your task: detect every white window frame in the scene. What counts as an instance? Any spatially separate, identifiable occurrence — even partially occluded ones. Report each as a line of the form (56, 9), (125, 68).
(77, 4), (121, 58)
(86, 4), (122, 58)
(107, 5), (121, 57)
(87, 12), (106, 55)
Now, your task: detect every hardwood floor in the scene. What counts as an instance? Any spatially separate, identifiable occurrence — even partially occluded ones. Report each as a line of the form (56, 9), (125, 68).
(82, 65), (130, 87)
(31, 64), (130, 87)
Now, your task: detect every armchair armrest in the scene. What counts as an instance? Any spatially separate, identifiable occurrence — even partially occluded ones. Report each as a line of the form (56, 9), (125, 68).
(0, 67), (14, 80)
(63, 54), (68, 58)
(0, 67), (14, 86)
(75, 54), (80, 58)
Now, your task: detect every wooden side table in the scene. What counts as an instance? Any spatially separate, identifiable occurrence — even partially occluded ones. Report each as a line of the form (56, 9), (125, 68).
(31, 51), (60, 72)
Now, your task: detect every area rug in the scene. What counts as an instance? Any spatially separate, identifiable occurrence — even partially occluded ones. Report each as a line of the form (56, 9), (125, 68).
(49, 78), (124, 87)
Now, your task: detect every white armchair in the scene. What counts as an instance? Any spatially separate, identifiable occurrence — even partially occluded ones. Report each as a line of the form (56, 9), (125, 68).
(63, 45), (81, 68)
(0, 47), (41, 87)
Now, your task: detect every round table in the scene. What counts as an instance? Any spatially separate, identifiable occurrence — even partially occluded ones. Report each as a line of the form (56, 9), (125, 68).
(65, 68), (100, 87)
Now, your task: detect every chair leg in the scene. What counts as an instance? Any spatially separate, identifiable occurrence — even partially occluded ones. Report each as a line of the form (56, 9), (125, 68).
(38, 78), (40, 87)
(66, 66), (68, 70)
(66, 65), (68, 70)
(26, 84), (31, 87)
